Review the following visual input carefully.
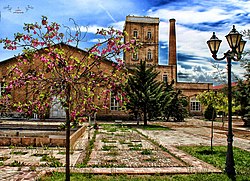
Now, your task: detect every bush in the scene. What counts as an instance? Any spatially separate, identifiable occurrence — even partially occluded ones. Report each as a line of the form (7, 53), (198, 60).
(204, 105), (217, 121)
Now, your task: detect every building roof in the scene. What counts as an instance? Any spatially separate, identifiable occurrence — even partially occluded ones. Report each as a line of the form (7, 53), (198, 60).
(0, 43), (116, 66)
(125, 15), (159, 24)
(212, 82), (238, 90)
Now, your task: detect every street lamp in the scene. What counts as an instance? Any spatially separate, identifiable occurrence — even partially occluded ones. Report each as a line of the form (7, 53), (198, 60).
(207, 25), (246, 179)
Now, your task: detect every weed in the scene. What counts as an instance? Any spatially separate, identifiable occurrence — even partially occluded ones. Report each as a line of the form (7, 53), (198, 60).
(101, 138), (116, 143)
(141, 149), (153, 155)
(106, 159), (117, 163)
(8, 145), (15, 149)
(76, 128), (98, 167)
(107, 150), (119, 156)
(26, 145), (35, 149)
(118, 139), (126, 144)
(32, 153), (49, 157)
(102, 145), (117, 151)
(10, 151), (28, 155)
(57, 151), (74, 155)
(108, 127), (117, 132)
(40, 155), (63, 167)
(9, 160), (24, 167)
(29, 166), (36, 171)
(0, 156), (10, 161)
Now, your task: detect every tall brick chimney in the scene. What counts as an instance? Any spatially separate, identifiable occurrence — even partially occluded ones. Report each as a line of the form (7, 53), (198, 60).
(168, 19), (177, 65)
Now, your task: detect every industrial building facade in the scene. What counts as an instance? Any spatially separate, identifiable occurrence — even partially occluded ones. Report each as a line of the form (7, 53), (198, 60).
(0, 15), (212, 118)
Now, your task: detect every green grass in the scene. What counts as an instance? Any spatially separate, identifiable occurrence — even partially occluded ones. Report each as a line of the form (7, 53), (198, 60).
(101, 124), (118, 132)
(39, 172), (250, 181)
(140, 124), (170, 131)
(178, 146), (250, 176)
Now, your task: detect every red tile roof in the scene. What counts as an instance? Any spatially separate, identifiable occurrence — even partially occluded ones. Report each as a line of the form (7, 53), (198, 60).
(212, 82), (238, 90)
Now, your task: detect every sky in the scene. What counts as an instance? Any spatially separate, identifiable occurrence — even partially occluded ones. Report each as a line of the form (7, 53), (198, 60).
(0, 0), (249, 85)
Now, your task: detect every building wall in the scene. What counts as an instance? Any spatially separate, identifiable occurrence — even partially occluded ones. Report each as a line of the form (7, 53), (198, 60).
(0, 44), (128, 118)
(176, 82), (212, 115)
(124, 16), (159, 67)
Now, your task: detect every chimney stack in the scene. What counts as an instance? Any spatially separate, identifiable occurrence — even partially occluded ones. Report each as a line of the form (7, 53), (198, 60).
(168, 19), (177, 65)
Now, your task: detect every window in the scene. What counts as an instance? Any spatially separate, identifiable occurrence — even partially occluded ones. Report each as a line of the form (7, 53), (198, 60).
(190, 97), (201, 111)
(110, 92), (121, 111)
(133, 30), (138, 38)
(0, 82), (6, 97)
(50, 96), (66, 118)
(147, 31), (152, 39)
(132, 52), (138, 60)
(163, 75), (168, 84)
(147, 50), (152, 60)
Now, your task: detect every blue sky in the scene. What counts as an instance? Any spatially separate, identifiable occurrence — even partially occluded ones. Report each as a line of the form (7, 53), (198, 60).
(0, 0), (249, 84)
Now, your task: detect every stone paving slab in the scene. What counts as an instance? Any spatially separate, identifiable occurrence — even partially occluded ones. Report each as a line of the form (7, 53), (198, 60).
(49, 165), (221, 175)
(0, 147), (81, 167)
(0, 166), (41, 181)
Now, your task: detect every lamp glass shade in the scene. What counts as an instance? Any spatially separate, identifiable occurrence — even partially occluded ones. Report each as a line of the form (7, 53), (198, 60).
(225, 25), (242, 50)
(207, 32), (222, 55)
(236, 39), (247, 54)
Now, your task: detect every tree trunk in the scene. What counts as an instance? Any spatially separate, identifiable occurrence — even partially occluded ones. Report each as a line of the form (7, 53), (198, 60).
(143, 106), (147, 126)
(65, 84), (71, 181)
(135, 111), (139, 125)
(211, 107), (215, 153)
(211, 118), (214, 153)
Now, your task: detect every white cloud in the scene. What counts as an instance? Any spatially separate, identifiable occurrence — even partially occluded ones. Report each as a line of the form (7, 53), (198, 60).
(147, 7), (230, 25)
(79, 25), (104, 34)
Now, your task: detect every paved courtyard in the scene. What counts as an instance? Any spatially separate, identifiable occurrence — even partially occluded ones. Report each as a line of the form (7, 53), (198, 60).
(0, 118), (249, 180)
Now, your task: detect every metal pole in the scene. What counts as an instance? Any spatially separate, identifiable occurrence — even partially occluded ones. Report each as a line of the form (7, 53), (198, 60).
(225, 56), (236, 179)
(65, 84), (71, 181)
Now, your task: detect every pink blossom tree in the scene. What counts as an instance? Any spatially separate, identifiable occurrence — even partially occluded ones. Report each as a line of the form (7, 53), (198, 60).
(0, 16), (139, 180)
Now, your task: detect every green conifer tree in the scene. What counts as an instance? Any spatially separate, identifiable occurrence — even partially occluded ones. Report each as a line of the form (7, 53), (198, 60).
(125, 60), (163, 126)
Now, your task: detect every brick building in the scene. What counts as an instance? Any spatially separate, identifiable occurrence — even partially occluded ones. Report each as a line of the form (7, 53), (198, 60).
(0, 44), (127, 118)
(0, 15), (212, 118)
(124, 15), (212, 115)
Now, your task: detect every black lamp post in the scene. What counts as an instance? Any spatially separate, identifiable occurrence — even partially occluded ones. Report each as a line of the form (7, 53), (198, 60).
(207, 25), (246, 179)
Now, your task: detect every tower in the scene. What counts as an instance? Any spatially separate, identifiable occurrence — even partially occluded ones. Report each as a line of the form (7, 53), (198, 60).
(168, 19), (177, 66)
(124, 15), (159, 67)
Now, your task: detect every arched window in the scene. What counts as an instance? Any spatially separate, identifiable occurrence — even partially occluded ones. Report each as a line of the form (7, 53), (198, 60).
(133, 30), (138, 38)
(163, 75), (168, 84)
(110, 92), (121, 111)
(147, 50), (152, 60)
(190, 97), (201, 111)
(50, 96), (66, 118)
(0, 82), (6, 97)
(132, 52), (138, 60)
(147, 31), (152, 39)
